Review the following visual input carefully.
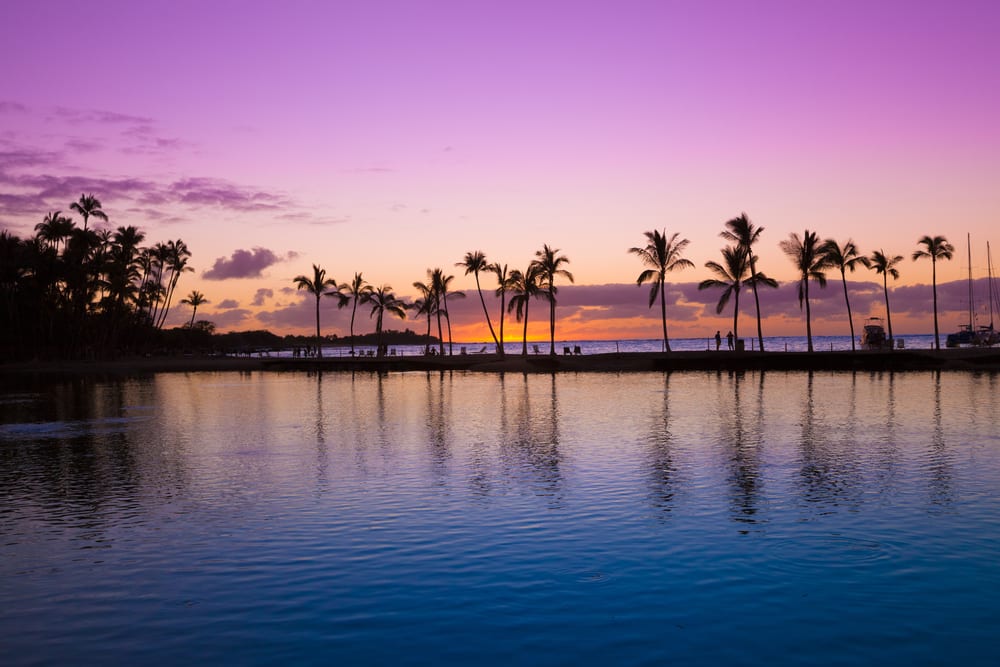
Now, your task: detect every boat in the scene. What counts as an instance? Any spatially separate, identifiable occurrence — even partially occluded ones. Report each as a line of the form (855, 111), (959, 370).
(860, 317), (891, 350)
(946, 236), (1000, 347)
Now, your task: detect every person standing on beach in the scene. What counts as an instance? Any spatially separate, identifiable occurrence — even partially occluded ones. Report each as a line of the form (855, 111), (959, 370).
(715, 331), (722, 350)
(727, 331), (734, 350)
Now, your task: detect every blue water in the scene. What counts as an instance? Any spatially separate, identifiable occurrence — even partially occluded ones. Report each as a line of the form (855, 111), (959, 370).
(1, 370), (999, 665)
(296, 333), (940, 358)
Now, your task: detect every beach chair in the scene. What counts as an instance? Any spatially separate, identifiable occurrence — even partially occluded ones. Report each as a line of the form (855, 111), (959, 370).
(533, 345), (541, 354)
(563, 346), (571, 355)
(573, 345), (582, 355)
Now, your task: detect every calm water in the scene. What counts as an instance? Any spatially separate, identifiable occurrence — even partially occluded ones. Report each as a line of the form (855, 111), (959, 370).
(2, 370), (999, 665)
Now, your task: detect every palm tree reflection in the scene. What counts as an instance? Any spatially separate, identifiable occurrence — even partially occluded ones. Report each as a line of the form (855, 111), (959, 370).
(645, 373), (679, 516)
(496, 373), (563, 505)
(927, 371), (952, 506)
(720, 371), (765, 529)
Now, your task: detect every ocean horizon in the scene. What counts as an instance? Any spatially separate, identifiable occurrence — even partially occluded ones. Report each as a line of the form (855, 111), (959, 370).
(302, 333), (941, 358)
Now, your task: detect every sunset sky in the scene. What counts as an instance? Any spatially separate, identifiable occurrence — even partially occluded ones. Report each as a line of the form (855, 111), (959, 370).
(3, 0), (999, 342)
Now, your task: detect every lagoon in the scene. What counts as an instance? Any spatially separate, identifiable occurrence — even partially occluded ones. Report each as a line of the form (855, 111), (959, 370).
(2, 370), (999, 665)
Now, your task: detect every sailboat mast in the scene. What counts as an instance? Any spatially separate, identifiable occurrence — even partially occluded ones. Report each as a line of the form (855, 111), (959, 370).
(989, 241), (996, 330)
(968, 234), (973, 330)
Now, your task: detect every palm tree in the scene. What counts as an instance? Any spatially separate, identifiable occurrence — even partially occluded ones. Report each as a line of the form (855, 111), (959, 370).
(912, 235), (955, 350)
(721, 213), (767, 351)
(507, 265), (543, 356)
(530, 244), (574, 355)
(490, 262), (511, 357)
(155, 239), (192, 328)
(822, 238), (869, 351)
(457, 250), (501, 354)
(412, 279), (436, 354)
(699, 246), (751, 342)
(338, 272), (372, 355)
(70, 193), (108, 233)
(430, 268), (464, 355)
(35, 211), (75, 252)
(779, 230), (830, 352)
(180, 290), (208, 327)
(367, 285), (406, 357)
(629, 230), (694, 352)
(870, 250), (904, 348)
(293, 263), (338, 357)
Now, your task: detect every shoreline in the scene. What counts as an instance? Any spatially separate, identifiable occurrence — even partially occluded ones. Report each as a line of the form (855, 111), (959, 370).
(3, 348), (1000, 377)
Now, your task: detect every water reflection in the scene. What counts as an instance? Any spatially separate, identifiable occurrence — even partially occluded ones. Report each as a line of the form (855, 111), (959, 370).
(492, 373), (563, 504)
(718, 371), (766, 528)
(644, 373), (678, 516)
(926, 371), (952, 506)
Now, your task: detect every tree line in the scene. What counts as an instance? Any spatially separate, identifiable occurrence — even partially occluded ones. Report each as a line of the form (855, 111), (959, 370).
(295, 212), (953, 358)
(1, 194), (193, 359)
(2, 195), (956, 360)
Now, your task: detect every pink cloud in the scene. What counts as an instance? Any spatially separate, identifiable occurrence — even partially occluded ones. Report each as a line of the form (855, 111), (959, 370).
(203, 247), (296, 280)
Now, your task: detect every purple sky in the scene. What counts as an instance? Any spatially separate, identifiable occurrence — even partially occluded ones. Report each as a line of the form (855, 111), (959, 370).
(3, 0), (999, 337)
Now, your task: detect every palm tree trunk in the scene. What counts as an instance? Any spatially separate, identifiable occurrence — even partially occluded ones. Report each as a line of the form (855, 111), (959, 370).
(443, 293), (453, 355)
(475, 272), (500, 353)
(805, 279), (813, 352)
(733, 289), (740, 344)
(350, 299), (358, 355)
(932, 257), (939, 350)
(376, 311), (384, 358)
(548, 287), (556, 355)
(750, 253), (765, 351)
(522, 300), (530, 356)
(435, 308), (445, 355)
(498, 290), (506, 357)
(315, 295), (323, 358)
(841, 269), (856, 351)
(883, 275), (894, 347)
(189, 307), (197, 328)
(659, 276), (670, 352)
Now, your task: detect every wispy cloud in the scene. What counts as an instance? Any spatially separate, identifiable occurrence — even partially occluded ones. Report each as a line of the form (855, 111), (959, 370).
(217, 299), (240, 309)
(203, 247), (297, 280)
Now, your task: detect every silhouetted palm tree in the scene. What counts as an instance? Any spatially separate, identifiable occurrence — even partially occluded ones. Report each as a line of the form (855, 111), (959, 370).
(155, 239), (192, 329)
(368, 285), (406, 357)
(490, 262), (511, 357)
(507, 265), (542, 356)
(699, 246), (750, 342)
(629, 230), (694, 352)
(912, 235), (955, 350)
(180, 290), (208, 327)
(870, 250), (904, 347)
(294, 263), (338, 357)
(531, 244), (573, 355)
(338, 272), (372, 355)
(458, 250), (501, 354)
(721, 213), (767, 350)
(430, 268), (464, 355)
(780, 230), (830, 352)
(412, 279), (436, 354)
(35, 211), (75, 252)
(822, 238), (869, 351)
(70, 193), (108, 233)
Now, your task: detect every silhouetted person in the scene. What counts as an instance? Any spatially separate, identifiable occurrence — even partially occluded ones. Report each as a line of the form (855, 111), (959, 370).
(715, 331), (722, 350)
(727, 331), (734, 350)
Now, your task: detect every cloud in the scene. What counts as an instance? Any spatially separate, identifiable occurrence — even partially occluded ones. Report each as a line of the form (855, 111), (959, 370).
(217, 299), (240, 309)
(168, 177), (290, 212)
(252, 288), (274, 306)
(0, 101), (28, 114)
(205, 308), (253, 329)
(203, 247), (294, 280)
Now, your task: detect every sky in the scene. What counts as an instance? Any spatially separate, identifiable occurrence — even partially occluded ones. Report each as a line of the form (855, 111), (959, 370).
(2, 0), (999, 341)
